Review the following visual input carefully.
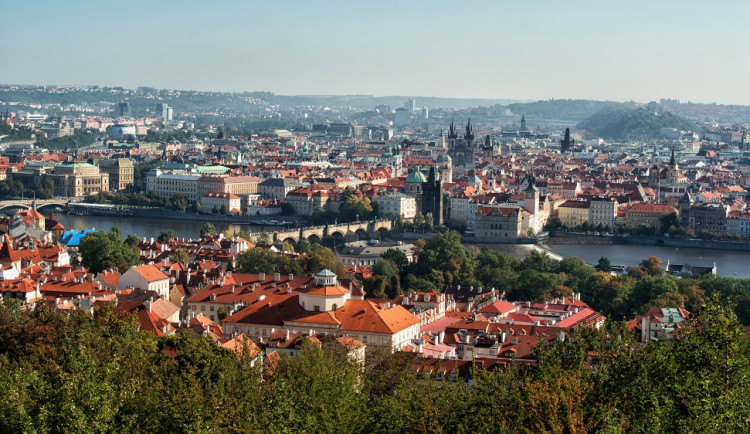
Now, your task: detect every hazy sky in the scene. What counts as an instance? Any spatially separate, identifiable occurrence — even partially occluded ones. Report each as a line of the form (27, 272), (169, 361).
(2, 0), (749, 104)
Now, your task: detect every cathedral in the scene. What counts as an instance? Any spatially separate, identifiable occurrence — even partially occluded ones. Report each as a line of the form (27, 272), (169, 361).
(447, 118), (475, 168)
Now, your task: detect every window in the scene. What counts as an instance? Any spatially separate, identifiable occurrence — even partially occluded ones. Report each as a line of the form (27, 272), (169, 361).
(314, 305), (320, 312)
(201, 305), (205, 311)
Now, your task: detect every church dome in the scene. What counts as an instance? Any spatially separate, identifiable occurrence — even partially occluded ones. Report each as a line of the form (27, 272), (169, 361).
(406, 167), (427, 183)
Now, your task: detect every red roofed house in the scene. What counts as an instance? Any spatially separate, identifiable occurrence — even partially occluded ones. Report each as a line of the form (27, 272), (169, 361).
(222, 269), (421, 351)
(200, 192), (242, 214)
(118, 264), (171, 299)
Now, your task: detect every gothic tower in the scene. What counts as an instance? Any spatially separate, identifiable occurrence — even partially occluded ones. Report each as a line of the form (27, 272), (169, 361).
(560, 128), (572, 153)
(421, 166), (444, 226)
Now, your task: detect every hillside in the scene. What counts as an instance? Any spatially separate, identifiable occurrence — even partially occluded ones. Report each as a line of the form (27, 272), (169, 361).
(506, 99), (632, 123)
(576, 106), (701, 139)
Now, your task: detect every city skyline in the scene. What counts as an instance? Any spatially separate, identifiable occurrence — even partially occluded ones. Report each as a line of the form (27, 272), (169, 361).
(2, 1), (749, 105)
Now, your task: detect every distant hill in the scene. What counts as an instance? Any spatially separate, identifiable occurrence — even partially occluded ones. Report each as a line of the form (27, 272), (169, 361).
(576, 106), (701, 139)
(505, 99), (632, 123)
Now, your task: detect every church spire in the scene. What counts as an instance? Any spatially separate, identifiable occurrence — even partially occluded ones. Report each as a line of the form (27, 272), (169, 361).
(669, 145), (676, 166)
(464, 118), (474, 142)
(448, 118), (457, 139)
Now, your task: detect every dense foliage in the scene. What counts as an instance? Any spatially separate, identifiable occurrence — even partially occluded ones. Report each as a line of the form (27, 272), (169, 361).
(364, 231), (750, 325)
(0, 122), (33, 142)
(36, 130), (97, 151)
(577, 106), (701, 139)
(0, 178), (54, 200)
(0, 295), (748, 432)
(79, 227), (140, 274)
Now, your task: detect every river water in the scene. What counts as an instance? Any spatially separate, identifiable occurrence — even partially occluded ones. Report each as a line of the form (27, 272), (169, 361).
(47, 213), (278, 241)
(45, 213), (750, 278)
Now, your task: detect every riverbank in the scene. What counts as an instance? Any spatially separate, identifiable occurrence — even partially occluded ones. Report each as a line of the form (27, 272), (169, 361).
(544, 231), (750, 252)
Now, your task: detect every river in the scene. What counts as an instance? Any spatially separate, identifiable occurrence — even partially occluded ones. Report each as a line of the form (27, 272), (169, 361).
(45, 213), (750, 278)
(47, 213), (279, 241)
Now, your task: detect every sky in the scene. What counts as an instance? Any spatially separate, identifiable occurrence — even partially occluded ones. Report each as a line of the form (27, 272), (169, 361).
(2, 0), (749, 105)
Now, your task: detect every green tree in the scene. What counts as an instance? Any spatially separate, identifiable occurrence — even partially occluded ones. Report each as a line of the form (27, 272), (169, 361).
(640, 255), (664, 276)
(372, 258), (398, 277)
(125, 233), (141, 247)
(157, 229), (176, 243)
(220, 204), (229, 215)
(281, 202), (295, 215)
(172, 248), (189, 265)
(256, 231), (271, 245)
(168, 193), (188, 212)
(596, 256), (611, 272)
(381, 248), (408, 272)
(280, 241), (296, 253)
(200, 223), (216, 236)
(298, 239), (313, 254)
(79, 227), (140, 273)
(303, 247), (347, 278)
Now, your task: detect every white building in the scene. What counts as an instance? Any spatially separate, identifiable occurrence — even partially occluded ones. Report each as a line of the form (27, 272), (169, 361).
(200, 192), (242, 214)
(372, 191), (417, 219)
(118, 264), (170, 299)
(145, 171), (201, 201)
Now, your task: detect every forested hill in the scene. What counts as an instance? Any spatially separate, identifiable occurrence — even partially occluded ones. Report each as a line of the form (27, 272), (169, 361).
(506, 99), (632, 123)
(576, 106), (701, 139)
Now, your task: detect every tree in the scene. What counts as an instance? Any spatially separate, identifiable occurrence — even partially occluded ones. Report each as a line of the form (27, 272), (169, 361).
(298, 239), (313, 254)
(281, 202), (295, 215)
(220, 204), (229, 215)
(256, 231), (271, 245)
(303, 247), (347, 278)
(372, 258), (398, 277)
(280, 241), (296, 253)
(125, 233), (141, 247)
(200, 223), (217, 236)
(595, 256), (611, 272)
(381, 248), (408, 273)
(640, 256), (664, 276)
(79, 227), (140, 274)
(193, 201), (202, 213)
(172, 248), (189, 265)
(157, 229), (176, 243)
(168, 193), (188, 212)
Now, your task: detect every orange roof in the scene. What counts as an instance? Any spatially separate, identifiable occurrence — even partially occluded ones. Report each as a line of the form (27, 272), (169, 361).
(131, 264), (169, 282)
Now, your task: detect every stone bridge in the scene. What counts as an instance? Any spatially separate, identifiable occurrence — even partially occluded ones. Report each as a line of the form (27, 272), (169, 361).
(272, 219), (394, 245)
(0, 199), (78, 212)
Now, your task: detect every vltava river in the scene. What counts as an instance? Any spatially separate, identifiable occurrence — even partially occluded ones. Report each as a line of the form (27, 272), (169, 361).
(47, 213), (750, 278)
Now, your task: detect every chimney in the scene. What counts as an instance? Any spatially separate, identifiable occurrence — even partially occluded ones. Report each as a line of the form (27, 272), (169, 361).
(285, 329), (290, 341)
(145, 296), (153, 313)
(439, 331), (445, 344)
(259, 272), (265, 281)
(274, 273), (280, 282)
(288, 273), (293, 281)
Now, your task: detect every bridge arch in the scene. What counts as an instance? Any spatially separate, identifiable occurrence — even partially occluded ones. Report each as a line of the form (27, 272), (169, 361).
(281, 237), (298, 246)
(307, 233), (322, 245)
(354, 228), (368, 240)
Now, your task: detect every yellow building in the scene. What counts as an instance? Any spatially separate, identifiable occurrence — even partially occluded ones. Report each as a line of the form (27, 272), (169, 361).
(98, 158), (134, 191)
(48, 159), (109, 197)
(556, 200), (590, 228)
